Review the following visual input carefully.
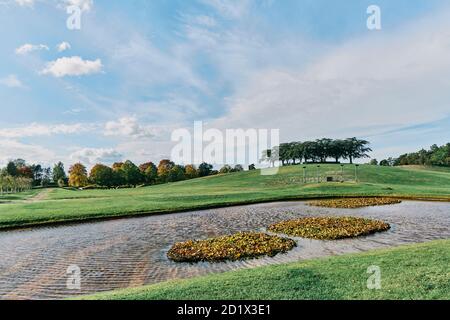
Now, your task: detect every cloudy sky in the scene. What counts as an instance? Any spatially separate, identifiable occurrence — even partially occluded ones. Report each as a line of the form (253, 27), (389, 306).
(0, 0), (449, 167)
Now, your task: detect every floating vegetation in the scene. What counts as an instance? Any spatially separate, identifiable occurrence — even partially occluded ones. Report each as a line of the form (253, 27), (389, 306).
(308, 197), (401, 209)
(167, 232), (296, 263)
(268, 217), (391, 240)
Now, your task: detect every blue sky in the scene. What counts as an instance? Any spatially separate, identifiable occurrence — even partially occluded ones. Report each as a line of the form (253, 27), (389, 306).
(0, 0), (449, 167)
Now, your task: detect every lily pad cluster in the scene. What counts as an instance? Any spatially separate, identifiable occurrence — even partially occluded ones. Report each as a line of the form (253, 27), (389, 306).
(167, 232), (296, 263)
(268, 217), (391, 240)
(308, 197), (401, 209)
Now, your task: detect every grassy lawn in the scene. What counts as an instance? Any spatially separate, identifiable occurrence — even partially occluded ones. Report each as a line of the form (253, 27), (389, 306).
(83, 239), (450, 300)
(0, 189), (41, 203)
(0, 164), (450, 229)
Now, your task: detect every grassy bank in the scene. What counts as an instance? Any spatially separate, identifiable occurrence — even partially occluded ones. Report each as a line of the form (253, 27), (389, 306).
(0, 189), (41, 203)
(1, 164), (450, 230)
(83, 239), (450, 300)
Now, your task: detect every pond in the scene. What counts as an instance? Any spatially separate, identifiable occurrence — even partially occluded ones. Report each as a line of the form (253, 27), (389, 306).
(0, 200), (449, 299)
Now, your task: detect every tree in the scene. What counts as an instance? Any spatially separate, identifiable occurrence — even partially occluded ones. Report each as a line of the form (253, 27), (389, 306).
(248, 164), (256, 171)
(41, 167), (52, 187)
(233, 164), (244, 172)
(379, 159), (389, 166)
(52, 162), (67, 184)
(68, 163), (88, 188)
(261, 148), (278, 167)
(219, 165), (232, 174)
(112, 162), (124, 171)
(30, 164), (43, 186)
(111, 162), (125, 186)
(157, 159), (175, 182)
(329, 139), (346, 163)
(120, 160), (143, 186)
(89, 164), (114, 187)
(139, 162), (158, 184)
(370, 159), (378, 166)
(17, 166), (33, 179)
(184, 165), (198, 179)
(198, 162), (213, 177)
(168, 165), (186, 182)
(343, 138), (372, 164)
(6, 162), (17, 177)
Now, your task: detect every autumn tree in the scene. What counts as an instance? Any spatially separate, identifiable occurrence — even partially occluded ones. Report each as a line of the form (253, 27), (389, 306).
(157, 159), (175, 182)
(184, 164), (198, 179)
(168, 165), (186, 182)
(139, 162), (158, 184)
(68, 163), (88, 188)
(219, 165), (232, 174)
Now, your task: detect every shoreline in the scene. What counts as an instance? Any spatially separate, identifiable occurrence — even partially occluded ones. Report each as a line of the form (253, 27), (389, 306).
(1, 194), (449, 232)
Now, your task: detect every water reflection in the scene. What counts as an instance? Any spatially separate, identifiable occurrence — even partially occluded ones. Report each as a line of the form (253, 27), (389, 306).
(0, 200), (449, 299)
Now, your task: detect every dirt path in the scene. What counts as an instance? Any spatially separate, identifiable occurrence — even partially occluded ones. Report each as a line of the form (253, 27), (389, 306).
(25, 189), (51, 203)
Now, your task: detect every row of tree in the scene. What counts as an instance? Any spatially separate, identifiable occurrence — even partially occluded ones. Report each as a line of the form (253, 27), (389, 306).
(68, 160), (245, 188)
(386, 143), (450, 167)
(0, 175), (33, 194)
(262, 138), (372, 166)
(0, 159), (50, 194)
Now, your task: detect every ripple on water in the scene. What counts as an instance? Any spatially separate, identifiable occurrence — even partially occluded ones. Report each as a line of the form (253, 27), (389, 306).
(0, 200), (449, 299)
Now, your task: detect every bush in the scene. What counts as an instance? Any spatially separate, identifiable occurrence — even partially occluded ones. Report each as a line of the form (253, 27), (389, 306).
(307, 197), (401, 208)
(268, 217), (390, 240)
(57, 178), (66, 188)
(167, 232), (296, 263)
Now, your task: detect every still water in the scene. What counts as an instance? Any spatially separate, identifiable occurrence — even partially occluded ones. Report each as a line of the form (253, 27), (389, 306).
(0, 200), (449, 299)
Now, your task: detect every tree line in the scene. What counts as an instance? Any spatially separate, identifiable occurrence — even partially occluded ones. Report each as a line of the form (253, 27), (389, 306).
(262, 138), (372, 166)
(0, 159), (38, 194)
(67, 160), (245, 188)
(379, 143), (450, 167)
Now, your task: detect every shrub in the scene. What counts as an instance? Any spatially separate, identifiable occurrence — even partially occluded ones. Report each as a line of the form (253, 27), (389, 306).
(268, 217), (391, 240)
(307, 197), (401, 209)
(167, 232), (296, 263)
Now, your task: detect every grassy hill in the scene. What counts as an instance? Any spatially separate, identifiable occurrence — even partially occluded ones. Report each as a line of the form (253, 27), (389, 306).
(83, 239), (450, 300)
(0, 164), (450, 230)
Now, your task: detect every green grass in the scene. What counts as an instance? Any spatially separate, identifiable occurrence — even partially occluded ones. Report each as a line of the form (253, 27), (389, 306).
(83, 239), (450, 300)
(1, 164), (450, 229)
(0, 189), (41, 202)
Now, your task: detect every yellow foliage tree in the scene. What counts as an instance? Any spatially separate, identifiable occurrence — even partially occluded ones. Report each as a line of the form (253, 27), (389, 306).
(68, 163), (88, 188)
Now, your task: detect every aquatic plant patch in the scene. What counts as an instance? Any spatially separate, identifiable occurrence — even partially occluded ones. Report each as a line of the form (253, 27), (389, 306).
(268, 217), (391, 240)
(307, 197), (401, 209)
(167, 232), (296, 263)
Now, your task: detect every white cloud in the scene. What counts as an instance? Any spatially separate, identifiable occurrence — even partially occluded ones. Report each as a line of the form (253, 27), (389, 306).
(15, 43), (49, 55)
(57, 41), (71, 52)
(0, 139), (55, 167)
(0, 123), (95, 139)
(104, 117), (158, 139)
(41, 56), (103, 77)
(70, 148), (122, 165)
(211, 11), (450, 143)
(0, 74), (23, 88)
(64, 0), (93, 12)
(14, 0), (34, 7)
(110, 35), (206, 91)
